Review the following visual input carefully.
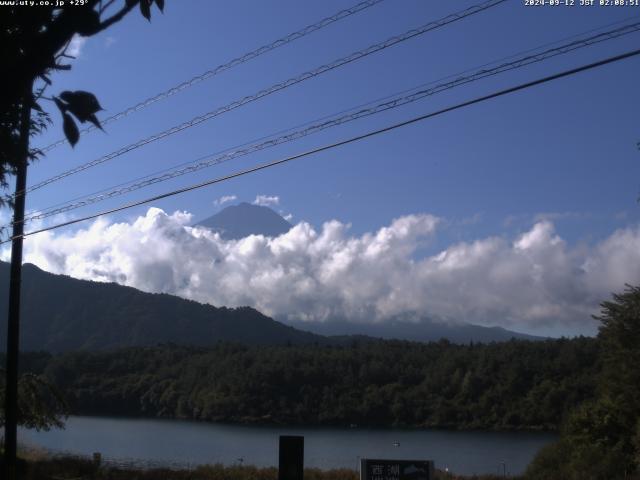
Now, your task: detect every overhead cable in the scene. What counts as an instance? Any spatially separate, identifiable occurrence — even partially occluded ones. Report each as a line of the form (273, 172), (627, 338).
(18, 20), (640, 225)
(37, 0), (386, 153)
(5, 46), (640, 244)
(32, 12), (640, 218)
(20, 0), (506, 197)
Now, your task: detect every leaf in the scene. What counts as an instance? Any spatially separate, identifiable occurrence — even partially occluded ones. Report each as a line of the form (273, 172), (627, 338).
(59, 90), (103, 112)
(30, 148), (44, 160)
(53, 97), (67, 113)
(140, 0), (151, 21)
(58, 91), (73, 102)
(87, 114), (104, 131)
(59, 90), (103, 123)
(63, 113), (80, 147)
(155, 0), (164, 12)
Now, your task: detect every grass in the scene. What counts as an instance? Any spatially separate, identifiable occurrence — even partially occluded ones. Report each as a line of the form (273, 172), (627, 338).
(6, 454), (520, 480)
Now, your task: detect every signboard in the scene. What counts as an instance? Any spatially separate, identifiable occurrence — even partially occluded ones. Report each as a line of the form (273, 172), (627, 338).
(360, 459), (434, 480)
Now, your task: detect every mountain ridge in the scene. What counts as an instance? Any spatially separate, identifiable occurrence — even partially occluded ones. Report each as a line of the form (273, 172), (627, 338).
(0, 262), (324, 352)
(284, 316), (544, 343)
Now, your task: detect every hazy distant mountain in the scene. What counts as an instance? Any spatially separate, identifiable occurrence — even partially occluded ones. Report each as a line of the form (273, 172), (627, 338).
(195, 202), (292, 239)
(282, 317), (544, 344)
(0, 262), (323, 352)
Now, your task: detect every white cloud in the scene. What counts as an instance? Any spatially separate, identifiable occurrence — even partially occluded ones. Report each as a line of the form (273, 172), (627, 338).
(283, 213), (293, 222)
(253, 195), (279, 207)
(67, 35), (87, 58)
(214, 195), (237, 207)
(11, 209), (640, 336)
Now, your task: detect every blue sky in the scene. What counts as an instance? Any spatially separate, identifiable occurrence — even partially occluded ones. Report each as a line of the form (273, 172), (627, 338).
(5, 0), (640, 336)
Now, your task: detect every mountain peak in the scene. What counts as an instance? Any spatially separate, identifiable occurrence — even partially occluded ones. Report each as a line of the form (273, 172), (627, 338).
(195, 202), (292, 240)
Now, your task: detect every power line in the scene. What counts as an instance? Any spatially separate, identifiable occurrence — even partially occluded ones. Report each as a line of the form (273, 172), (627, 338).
(16, 19), (640, 226)
(29, 12), (640, 217)
(37, 0), (386, 154)
(20, 0), (506, 198)
(6, 46), (640, 244)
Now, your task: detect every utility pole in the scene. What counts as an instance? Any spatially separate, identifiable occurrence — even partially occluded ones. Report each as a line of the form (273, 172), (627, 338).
(3, 80), (33, 480)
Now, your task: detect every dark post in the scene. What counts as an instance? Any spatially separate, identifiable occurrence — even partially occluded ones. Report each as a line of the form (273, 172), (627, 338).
(278, 435), (304, 480)
(3, 81), (32, 480)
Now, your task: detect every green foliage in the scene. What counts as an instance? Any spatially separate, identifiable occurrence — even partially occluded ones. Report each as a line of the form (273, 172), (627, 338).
(525, 439), (573, 480)
(596, 285), (640, 411)
(526, 285), (640, 479)
(0, 367), (68, 431)
(19, 337), (599, 431)
(527, 436), (630, 480)
(587, 285), (640, 476)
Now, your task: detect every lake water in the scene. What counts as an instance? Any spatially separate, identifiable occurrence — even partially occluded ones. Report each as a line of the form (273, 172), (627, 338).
(19, 416), (556, 476)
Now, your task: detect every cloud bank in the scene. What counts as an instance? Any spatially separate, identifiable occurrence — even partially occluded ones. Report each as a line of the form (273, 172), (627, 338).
(10, 208), (640, 335)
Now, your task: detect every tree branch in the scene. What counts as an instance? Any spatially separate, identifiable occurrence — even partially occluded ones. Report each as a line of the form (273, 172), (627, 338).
(96, 1), (139, 33)
(54, 37), (73, 61)
(99, 0), (118, 15)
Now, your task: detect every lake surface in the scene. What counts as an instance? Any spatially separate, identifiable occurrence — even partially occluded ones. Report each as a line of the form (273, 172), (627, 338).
(20, 416), (556, 476)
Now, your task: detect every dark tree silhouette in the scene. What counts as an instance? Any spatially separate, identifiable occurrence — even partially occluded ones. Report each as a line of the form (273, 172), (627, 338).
(15, 338), (599, 431)
(0, 368), (68, 431)
(1, 0), (164, 199)
(1, 2), (165, 477)
(527, 286), (640, 480)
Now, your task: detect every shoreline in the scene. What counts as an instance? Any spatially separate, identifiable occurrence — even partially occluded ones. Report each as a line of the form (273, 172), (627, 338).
(59, 413), (559, 434)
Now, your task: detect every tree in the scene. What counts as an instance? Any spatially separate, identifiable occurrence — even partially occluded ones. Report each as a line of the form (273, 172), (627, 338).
(0, 368), (68, 432)
(1, 2), (165, 478)
(526, 285), (640, 479)
(593, 285), (640, 474)
(1, 0), (166, 189)
(596, 285), (640, 412)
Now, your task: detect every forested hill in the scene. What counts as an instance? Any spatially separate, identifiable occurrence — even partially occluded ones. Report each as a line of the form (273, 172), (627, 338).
(0, 262), (324, 351)
(19, 337), (600, 431)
